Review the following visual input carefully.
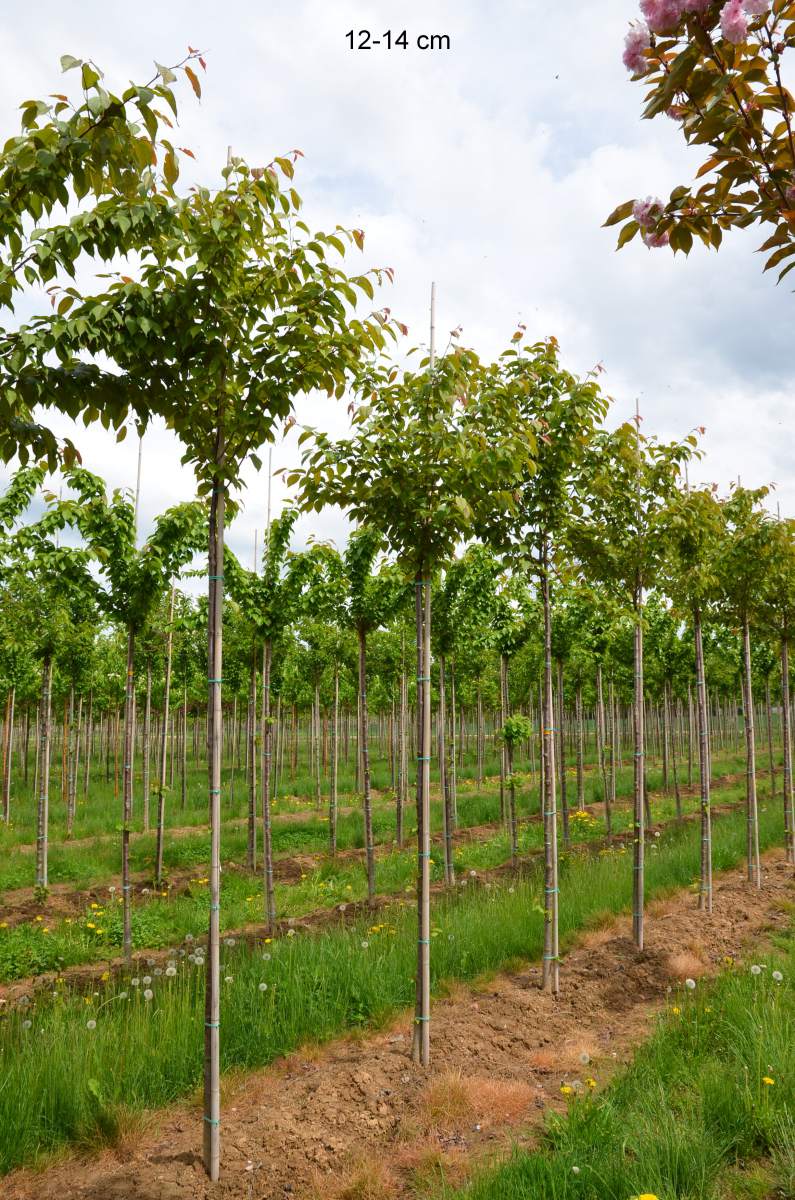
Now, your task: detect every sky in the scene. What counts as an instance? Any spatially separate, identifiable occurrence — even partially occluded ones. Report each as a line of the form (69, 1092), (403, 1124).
(2, 0), (793, 573)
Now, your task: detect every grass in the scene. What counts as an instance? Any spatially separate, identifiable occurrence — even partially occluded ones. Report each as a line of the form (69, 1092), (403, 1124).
(0, 775), (764, 983)
(441, 930), (795, 1200)
(0, 796), (788, 1175)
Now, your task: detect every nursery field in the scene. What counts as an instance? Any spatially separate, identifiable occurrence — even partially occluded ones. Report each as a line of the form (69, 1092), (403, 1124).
(5, 5), (795, 1196)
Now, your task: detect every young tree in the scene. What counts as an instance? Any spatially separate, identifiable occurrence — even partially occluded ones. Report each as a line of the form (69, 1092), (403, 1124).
(56, 467), (206, 960)
(293, 334), (535, 1064)
(570, 421), (695, 948)
(480, 335), (609, 992)
(610, 2), (795, 278)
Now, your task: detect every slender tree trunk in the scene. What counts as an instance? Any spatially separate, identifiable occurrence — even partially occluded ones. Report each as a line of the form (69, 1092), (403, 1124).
(358, 627), (376, 906)
(741, 615), (761, 888)
(540, 537), (559, 994)
(181, 692), (187, 810)
(412, 574), (432, 1064)
(449, 661), (458, 826)
(122, 630), (136, 964)
(476, 682), (484, 788)
(499, 653), (508, 821)
(142, 661), (152, 832)
(247, 646), (257, 872)
(397, 663), (407, 848)
(314, 683), (322, 812)
(764, 677), (776, 799)
(694, 608), (713, 912)
(203, 477), (225, 1183)
(556, 659), (569, 847)
(35, 656), (52, 889)
(329, 667), (339, 855)
(506, 734), (518, 865)
(687, 682), (694, 789)
(261, 639), (276, 930)
(155, 587), (175, 887)
(2, 685), (15, 824)
(632, 580), (645, 950)
(780, 632), (794, 865)
(439, 655), (454, 885)
(596, 665), (611, 836)
(575, 678), (585, 812)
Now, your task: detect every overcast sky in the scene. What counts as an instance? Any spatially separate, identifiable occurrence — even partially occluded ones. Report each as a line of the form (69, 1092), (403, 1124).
(2, 0), (792, 572)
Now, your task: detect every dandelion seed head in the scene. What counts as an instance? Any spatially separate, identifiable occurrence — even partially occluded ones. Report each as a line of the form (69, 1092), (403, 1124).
(685, 978), (696, 990)
(772, 970), (783, 983)
(165, 967), (177, 978)
(143, 989), (154, 1001)
(86, 1019), (96, 1030)
(142, 976), (152, 986)
(751, 964), (762, 976)
(258, 982), (268, 992)
(22, 1019), (32, 1030)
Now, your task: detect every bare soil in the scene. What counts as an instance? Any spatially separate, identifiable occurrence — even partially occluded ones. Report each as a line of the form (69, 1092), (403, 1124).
(5, 850), (793, 1200)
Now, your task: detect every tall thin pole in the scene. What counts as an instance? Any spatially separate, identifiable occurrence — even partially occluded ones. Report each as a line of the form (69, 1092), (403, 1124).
(632, 397), (645, 949)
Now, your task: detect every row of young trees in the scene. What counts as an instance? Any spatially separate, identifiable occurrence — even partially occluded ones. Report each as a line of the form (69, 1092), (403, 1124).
(1, 47), (792, 1178)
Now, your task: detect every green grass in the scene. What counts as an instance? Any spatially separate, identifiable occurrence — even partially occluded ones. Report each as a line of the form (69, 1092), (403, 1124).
(0, 775), (763, 983)
(0, 797), (788, 1175)
(442, 931), (795, 1200)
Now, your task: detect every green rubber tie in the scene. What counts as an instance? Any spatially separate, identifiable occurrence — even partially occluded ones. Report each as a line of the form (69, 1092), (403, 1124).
(418, 938), (430, 944)
(417, 755), (430, 760)
(208, 677), (224, 683)
(203, 1115), (220, 1125)
(210, 788), (221, 794)
(209, 574), (224, 580)
(209, 902), (220, 911)
(205, 1020), (220, 1028)
(415, 1015), (430, 1022)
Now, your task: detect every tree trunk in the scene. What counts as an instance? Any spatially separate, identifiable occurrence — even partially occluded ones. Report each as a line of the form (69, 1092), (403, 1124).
(122, 630), (136, 964)
(203, 478), (225, 1183)
(694, 608), (712, 912)
(556, 659), (569, 847)
(596, 665), (611, 836)
(632, 580), (645, 950)
(2, 685), (15, 824)
(781, 632), (794, 865)
(412, 574), (432, 1065)
(575, 678), (585, 812)
(247, 646), (257, 872)
(764, 677), (776, 799)
(397, 664), (407, 848)
(142, 662), (152, 832)
(358, 626), (376, 907)
(261, 638), (276, 930)
(329, 667), (339, 855)
(35, 656), (52, 889)
(439, 655), (454, 886)
(155, 587), (176, 886)
(741, 614), (761, 888)
(540, 537), (559, 994)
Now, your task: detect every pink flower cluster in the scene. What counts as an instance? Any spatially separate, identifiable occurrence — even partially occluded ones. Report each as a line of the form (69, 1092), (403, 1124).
(623, 20), (652, 72)
(623, 0), (770, 72)
(633, 196), (665, 227)
(643, 229), (671, 247)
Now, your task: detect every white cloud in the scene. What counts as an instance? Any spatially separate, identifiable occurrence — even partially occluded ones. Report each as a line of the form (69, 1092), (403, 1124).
(2, 0), (793, 571)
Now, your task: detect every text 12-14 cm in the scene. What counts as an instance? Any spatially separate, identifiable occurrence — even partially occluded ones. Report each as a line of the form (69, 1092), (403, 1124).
(346, 30), (451, 51)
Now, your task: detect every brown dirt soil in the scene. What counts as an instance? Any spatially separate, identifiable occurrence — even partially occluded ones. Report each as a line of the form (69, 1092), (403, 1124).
(5, 851), (794, 1200)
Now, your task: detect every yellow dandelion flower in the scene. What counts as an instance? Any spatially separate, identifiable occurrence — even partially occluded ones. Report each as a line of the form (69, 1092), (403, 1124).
(762, 1076), (775, 1086)
(586, 1078), (596, 1089)
(671, 1006), (681, 1015)
(96, 928), (105, 934)
(0, 922), (7, 929)
(90, 903), (99, 910)
(84, 997), (92, 1005)
(560, 1085), (573, 1095)
(100, 971), (110, 982)
(34, 915), (43, 922)
(86, 922), (96, 930)
(263, 938), (272, 944)
(42, 927), (50, 934)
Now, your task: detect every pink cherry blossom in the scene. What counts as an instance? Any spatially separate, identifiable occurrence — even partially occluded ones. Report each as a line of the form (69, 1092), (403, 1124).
(643, 229), (671, 247)
(623, 21), (651, 73)
(640, 0), (685, 33)
(720, 0), (748, 42)
(633, 196), (665, 228)
(683, 0), (712, 12)
(743, 0), (770, 15)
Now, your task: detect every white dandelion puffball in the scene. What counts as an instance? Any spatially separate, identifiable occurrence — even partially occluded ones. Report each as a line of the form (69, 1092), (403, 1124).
(287, 929), (296, 938)
(167, 960), (176, 969)
(185, 933), (194, 943)
(751, 965), (762, 976)
(224, 976), (234, 984)
(146, 958), (155, 968)
(224, 937), (235, 947)
(143, 989), (154, 1001)
(572, 1166), (580, 1175)
(469, 870), (477, 877)
(154, 968), (163, 977)
(22, 1019), (32, 1030)
(165, 967), (177, 978)
(86, 1019), (96, 1030)
(258, 982), (268, 992)
(361, 940), (369, 949)
(262, 953), (271, 962)
(772, 970), (783, 983)
(579, 1051), (590, 1065)
(131, 978), (140, 987)
(119, 991), (128, 1000)
(685, 978), (696, 990)
(142, 976), (152, 986)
